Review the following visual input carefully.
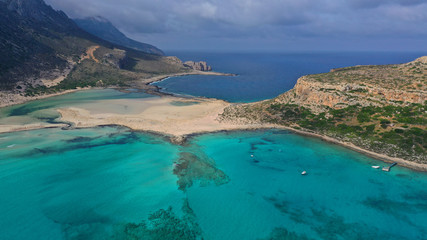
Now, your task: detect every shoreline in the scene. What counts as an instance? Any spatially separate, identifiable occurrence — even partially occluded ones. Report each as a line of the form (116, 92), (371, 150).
(0, 87), (92, 109)
(0, 70), (235, 109)
(276, 126), (427, 172)
(133, 70), (237, 98)
(0, 71), (425, 172)
(0, 112), (425, 172)
(139, 70), (236, 85)
(5, 120), (424, 172)
(165, 125), (427, 172)
(54, 97), (427, 172)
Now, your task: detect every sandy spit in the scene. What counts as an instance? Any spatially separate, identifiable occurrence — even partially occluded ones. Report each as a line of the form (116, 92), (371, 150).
(0, 71), (425, 172)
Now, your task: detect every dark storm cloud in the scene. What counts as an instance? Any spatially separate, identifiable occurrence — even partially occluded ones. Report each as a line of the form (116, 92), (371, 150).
(44, 0), (427, 51)
(44, 0), (316, 33)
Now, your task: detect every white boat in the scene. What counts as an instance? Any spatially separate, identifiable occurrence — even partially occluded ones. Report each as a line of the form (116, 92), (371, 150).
(251, 155), (254, 158)
(301, 171), (307, 175)
(371, 166), (380, 169)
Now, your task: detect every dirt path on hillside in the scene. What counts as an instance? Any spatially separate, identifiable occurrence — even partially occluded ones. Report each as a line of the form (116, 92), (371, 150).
(79, 46), (100, 63)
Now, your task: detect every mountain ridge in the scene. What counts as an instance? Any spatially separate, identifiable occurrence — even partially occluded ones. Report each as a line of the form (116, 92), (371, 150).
(74, 16), (164, 56)
(0, 0), (187, 92)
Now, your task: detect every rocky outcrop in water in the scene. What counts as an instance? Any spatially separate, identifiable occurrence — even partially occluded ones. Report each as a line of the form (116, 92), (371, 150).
(183, 61), (212, 71)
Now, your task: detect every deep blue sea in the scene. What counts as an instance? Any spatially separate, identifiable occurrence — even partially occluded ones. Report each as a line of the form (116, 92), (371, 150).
(1, 52), (427, 240)
(156, 51), (426, 102)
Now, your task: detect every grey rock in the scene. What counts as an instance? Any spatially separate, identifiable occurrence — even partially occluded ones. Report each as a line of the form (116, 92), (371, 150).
(183, 61), (212, 71)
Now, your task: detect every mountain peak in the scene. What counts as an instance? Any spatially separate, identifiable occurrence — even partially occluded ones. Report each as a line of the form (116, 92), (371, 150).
(4, 0), (79, 32)
(91, 16), (110, 23)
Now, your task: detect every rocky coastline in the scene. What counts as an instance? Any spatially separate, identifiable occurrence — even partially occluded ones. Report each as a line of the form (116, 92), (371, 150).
(0, 57), (425, 172)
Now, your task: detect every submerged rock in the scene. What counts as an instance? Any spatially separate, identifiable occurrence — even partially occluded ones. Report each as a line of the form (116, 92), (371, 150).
(173, 147), (229, 191)
(110, 205), (202, 240)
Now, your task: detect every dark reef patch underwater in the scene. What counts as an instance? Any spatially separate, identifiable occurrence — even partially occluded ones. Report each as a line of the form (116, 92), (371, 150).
(1, 127), (427, 239)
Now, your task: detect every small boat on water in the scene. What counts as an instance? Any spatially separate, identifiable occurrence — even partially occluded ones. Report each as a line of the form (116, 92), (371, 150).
(371, 166), (380, 169)
(301, 171), (307, 175)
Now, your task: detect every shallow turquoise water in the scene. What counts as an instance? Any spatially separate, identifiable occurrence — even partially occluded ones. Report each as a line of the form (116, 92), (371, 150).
(0, 127), (184, 239)
(187, 131), (427, 239)
(1, 128), (426, 239)
(0, 89), (156, 125)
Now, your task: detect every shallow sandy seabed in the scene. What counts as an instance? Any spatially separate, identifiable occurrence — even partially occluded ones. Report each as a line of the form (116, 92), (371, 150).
(57, 96), (265, 140)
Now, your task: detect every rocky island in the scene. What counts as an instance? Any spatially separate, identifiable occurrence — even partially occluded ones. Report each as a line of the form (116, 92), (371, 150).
(184, 61), (212, 71)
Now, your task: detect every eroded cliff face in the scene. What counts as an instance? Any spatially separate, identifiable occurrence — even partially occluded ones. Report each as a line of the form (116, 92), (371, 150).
(274, 57), (427, 112)
(183, 61), (212, 71)
(275, 77), (358, 112)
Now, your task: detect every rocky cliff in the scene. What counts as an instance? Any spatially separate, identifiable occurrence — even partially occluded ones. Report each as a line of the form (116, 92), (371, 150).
(183, 61), (212, 71)
(274, 56), (427, 113)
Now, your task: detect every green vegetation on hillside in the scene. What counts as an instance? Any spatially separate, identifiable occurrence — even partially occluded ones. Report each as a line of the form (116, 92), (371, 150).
(24, 54), (189, 96)
(310, 60), (426, 91)
(264, 103), (426, 159)
(223, 100), (426, 163)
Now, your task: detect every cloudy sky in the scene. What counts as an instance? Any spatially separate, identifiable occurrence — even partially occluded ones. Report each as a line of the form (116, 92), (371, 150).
(45, 0), (427, 52)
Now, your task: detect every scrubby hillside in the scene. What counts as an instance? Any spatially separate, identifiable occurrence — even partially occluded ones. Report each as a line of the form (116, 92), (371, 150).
(0, 0), (188, 93)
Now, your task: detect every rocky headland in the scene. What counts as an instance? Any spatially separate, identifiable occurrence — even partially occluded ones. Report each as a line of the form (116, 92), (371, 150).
(275, 56), (426, 113)
(184, 61), (212, 71)
(220, 57), (427, 166)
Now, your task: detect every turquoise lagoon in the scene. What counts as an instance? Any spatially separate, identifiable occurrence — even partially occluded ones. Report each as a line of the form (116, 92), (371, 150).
(1, 125), (427, 239)
(0, 89), (157, 125)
